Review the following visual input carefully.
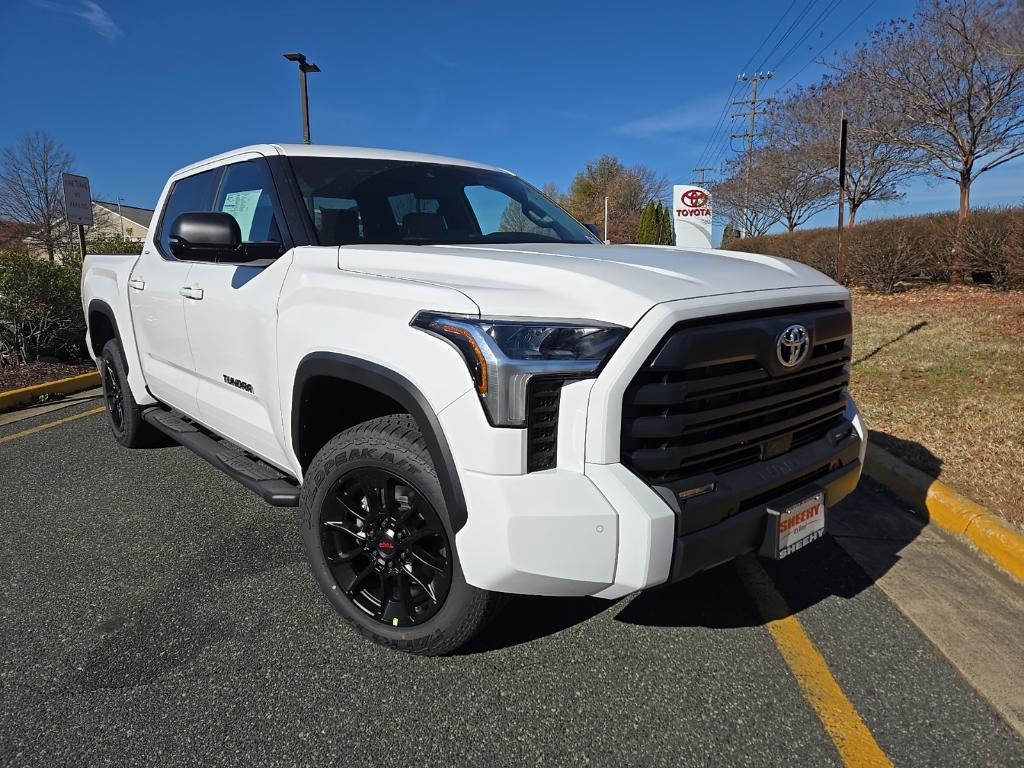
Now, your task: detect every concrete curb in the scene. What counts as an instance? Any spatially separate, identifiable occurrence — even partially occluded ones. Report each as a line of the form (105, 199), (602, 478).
(864, 442), (1024, 582)
(0, 371), (101, 413)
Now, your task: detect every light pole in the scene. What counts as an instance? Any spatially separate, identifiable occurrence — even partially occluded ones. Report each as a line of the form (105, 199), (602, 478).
(603, 196), (609, 244)
(283, 52), (320, 144)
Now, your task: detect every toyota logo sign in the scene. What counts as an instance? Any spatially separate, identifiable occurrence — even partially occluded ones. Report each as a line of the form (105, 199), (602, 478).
(681, 189), (708, 208)
(672, 184), (713, 248)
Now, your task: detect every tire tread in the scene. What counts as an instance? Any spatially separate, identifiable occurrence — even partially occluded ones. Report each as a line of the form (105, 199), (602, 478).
(299, 413), (500, 656)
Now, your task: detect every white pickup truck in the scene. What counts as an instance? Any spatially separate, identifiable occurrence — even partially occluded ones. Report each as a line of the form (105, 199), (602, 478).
(81, 144), (865, 654)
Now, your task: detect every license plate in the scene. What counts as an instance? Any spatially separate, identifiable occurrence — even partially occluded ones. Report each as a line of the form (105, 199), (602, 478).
(776, 491), (826, 559)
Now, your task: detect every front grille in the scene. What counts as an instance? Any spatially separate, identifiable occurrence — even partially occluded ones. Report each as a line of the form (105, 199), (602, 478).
(621, 303), (851, 485)
(526, 378), (566, 472)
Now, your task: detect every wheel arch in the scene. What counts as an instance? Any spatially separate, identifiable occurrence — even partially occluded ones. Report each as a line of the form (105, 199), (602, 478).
(292, 352), (468, 532)
(87, 299), (125, 366)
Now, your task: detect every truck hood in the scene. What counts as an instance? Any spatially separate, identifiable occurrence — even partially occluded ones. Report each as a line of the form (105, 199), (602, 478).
(336, 242), (839, 327)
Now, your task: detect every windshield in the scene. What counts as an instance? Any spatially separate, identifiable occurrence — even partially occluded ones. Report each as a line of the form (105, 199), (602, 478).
(289, 157), (598, 246)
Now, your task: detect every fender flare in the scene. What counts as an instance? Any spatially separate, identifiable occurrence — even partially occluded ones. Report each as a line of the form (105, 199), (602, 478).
(87, 298), (127, 370)
(292, 352), (468, 533)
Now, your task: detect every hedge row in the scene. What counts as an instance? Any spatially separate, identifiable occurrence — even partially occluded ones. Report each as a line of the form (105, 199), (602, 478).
(722, 207), (1024, 293)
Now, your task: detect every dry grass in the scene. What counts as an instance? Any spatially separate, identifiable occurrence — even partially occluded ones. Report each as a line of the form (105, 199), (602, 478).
(850, 286), (1024, 527)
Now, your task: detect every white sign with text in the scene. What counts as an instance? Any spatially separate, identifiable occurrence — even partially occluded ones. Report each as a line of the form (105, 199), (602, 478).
(62, 173), (94, 226)
(672, 184), (712, 248)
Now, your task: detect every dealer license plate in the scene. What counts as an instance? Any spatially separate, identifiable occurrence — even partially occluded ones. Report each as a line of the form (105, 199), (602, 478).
(776, 491), (826, 559)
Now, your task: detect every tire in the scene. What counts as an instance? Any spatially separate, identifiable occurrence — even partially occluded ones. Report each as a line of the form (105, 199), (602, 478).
(99, 339), (159, 448)
(299, 414), (502, 655)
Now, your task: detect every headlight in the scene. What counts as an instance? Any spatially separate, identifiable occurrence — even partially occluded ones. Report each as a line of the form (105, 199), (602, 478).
(412, 312), (627, 426)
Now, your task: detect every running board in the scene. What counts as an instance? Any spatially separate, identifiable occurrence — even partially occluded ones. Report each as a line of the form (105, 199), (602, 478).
(142, 407), (300, 507)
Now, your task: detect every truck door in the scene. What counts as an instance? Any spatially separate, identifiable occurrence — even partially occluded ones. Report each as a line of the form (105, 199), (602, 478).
(181, 157), (294, 470)
(128, 168), (220, 416)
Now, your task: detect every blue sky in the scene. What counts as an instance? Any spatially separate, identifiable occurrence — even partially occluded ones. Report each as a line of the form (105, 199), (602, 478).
(2, 0), (1021, 241)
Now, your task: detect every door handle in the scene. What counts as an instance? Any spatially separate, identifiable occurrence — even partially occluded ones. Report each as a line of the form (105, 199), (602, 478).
(128, 278), (146, 291)
(179, 286), (204, 300)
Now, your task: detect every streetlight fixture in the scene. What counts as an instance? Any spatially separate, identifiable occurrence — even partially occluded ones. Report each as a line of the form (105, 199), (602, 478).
(283, 52), (320, 144)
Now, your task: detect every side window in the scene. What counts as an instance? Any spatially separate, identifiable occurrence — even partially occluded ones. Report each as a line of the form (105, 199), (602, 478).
(213, 161), (282, 244)
(157, 169), (219, 259)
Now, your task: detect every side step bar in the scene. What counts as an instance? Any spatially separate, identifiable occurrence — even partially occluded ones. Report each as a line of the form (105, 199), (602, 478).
(142, 407), (300, 507)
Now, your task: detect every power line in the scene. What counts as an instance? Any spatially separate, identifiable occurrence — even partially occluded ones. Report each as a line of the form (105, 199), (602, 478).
(695, 0), (800, 170)
(700, 79), (752, 169)
(694, 80), (741, 171)
(775, 0), (878, 92)
(741, 0), (800, 73)
(753, 0), (822, 72)
(772, 0), (843, 71)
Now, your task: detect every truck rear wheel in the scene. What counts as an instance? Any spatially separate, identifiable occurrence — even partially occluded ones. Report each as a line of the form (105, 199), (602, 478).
(299, 414), (501, 655)
(99, 340), (159, 448)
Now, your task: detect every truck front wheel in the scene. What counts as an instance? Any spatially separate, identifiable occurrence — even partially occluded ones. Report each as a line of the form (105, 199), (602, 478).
(299, 414), (502, 655)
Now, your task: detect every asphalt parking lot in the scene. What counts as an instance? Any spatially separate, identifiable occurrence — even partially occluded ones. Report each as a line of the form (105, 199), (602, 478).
(3, 399), (1023, 767)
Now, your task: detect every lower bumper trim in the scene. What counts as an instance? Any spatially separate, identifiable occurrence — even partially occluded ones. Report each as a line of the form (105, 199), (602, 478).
(665, 456), (861, 583)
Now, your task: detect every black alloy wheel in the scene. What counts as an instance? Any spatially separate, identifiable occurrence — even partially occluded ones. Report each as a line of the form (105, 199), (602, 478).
(101, 356), (125, 433)
(320, 467), (453, 627)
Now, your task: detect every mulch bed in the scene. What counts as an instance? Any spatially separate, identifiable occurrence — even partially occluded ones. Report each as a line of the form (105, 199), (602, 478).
(0, 361), (96, 392)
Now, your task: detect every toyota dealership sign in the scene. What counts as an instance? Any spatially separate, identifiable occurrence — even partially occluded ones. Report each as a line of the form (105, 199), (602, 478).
(672, 184), (712, 248)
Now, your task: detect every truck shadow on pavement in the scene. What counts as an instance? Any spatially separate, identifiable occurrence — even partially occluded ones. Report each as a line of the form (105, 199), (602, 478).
(69, 511), (306, 693)
(67, 434), (941, 669)
(468, 438), (940, 650)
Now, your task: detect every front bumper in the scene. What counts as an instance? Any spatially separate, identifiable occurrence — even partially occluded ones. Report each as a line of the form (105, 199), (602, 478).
(450, 393), (864, 598)
(445, 287), (865, 599)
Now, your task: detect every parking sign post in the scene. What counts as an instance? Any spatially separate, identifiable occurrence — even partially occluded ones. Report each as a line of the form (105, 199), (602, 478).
(61, 173), (93, 259)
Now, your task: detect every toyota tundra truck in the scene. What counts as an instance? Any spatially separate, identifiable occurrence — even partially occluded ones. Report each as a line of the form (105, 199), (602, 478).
(81, 144), (866, 655)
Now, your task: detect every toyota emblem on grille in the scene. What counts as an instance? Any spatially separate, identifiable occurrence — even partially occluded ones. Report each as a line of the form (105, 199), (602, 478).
(776, 324), (810, 368)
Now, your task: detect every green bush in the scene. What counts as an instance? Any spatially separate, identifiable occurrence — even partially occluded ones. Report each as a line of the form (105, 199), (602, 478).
(0, 250), (85, 365)
(722, 206), (1023, 290)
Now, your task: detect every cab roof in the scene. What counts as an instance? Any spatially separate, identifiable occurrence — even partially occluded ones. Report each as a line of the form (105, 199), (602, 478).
(172, 143), (506, 178)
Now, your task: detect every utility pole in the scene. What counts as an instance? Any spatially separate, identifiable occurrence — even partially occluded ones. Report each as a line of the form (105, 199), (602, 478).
(691, 167), (713, 186)
(836, 116), (849, 284)
(603, 196), (609, 243)
(117, 196), (125, 238)
(730, 71), (774, 238)
(283, 52), (321, 144)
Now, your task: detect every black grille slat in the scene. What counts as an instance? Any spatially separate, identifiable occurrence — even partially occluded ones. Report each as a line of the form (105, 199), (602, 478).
(633, 351), (850, 406)
(627, 399), (847, 471)
(627, 373), (849, 438)
(621, 303), (852, 485)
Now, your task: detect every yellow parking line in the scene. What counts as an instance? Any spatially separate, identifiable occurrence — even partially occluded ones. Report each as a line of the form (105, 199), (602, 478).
(736, 555), (892, 768)
(0, 406), (105, 444)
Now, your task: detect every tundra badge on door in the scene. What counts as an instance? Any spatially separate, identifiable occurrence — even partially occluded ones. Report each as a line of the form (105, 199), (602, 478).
(223, 375), (254, 393)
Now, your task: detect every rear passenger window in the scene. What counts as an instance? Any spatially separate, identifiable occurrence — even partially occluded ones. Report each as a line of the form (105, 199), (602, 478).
(158, 169), (219, 259)
(214, 161), (282, 244)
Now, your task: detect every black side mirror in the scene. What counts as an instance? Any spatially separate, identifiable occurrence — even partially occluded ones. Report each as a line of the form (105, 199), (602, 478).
(584, 223), (602, 239)
(169, 212), (241, 261)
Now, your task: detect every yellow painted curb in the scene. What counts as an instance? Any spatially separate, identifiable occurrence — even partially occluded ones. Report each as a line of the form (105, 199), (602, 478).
(864, 443), (1024, 582)
(0, 371), (101, 413)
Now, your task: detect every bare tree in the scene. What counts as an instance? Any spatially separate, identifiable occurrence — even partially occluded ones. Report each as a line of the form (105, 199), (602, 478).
(564, 155), (668, 242)
(774, 77), (922, 226)
(0, 132), (74, 262)
(843, 0), (1024, 280)
(539, 182), (563, 206)
(993, 0), (1023, 60)
(710, 166), (782, 238)
(747, 146), (835, 231)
